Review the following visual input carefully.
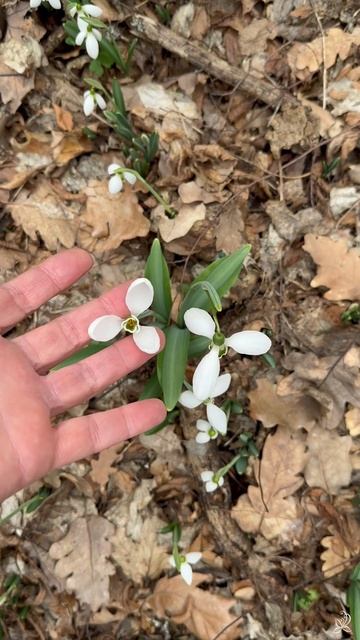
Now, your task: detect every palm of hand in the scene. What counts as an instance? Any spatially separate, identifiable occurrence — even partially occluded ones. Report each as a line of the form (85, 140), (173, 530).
(0, 250), (165, 502)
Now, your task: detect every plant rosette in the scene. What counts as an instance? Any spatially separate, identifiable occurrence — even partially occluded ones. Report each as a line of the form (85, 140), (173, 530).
(88, 278), (160, 354)
(184, 308), (271, 401)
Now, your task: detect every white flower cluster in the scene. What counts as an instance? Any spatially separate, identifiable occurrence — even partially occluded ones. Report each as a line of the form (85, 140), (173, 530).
(180, 307), (271, 493)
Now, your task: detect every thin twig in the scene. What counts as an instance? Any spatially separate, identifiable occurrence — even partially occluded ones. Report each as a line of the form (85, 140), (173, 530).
(309, 0), (327, 109)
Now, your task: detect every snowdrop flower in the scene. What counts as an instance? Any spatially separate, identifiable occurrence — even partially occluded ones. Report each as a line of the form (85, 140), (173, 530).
(76, 17), (102, 59)
(108, 164), (137, 194)
(83, 89), (106, 116)
(195, 413), (227, 443)
(88, 278), (160, 354)
(180, 372), (230, 439)
(184, 308), (271, 401)
(30, 0), (61, 8)
(201, 470), (224, 493)
(69, 2), (102, 17)
(169, 552), (202, 586)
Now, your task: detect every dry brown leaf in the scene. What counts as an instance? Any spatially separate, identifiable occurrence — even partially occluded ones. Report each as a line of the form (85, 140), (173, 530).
(321, 517), (360, 577)
(345, 407), (360, 437)
(152, 202), (206, 243)
(232, 427), (306, 540)
(248, 378), (319, 431)
(8, 180), (78, 250)
(53, 105), (74, 132)
(49, 516), (115, 611)
(125, 80), (200, 120)
(147, 574), (242, 640)
(106, 480), (170, 583)
(287, 27), (360, 79)
(139, 426), (184, 472)
(79, 180), (150, 253)
(52, 131), (93, 166)
(280, 348), (360, 431)
(303, 234), (360, 301)
(178, 181), (217, 204)
(304, 427), (352, 495)
(89, 445), (125, 491)
(0, 247), (28, 273)
(266, 102), (318, 158)
(215, 200), (246, 253)
(238, 19), (277, 56)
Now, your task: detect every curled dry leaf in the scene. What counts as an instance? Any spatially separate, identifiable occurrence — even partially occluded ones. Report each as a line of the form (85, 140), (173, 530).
(49, 516), (115, 611)
(304, 427), (352, 495)
(152, 202), (206, 243)
(248, 377), (319, 431)
(321, 517), (360, 577)
(147, 574), (242, 640)
(287, 27), (360, 79)
(303, 234), (360, 301)
(266, 102), (318, 158)
(232, 427), (306, 541)
(7, 180), (78, 250)
(345, 407), (360, 437)
(79, 180), (150, 253)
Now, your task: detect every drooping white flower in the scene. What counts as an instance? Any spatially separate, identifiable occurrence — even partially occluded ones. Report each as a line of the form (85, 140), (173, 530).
(30, 0), (61, 8)
(195, 412), (227, 444)
(180, 372), (230, 439)
(88, 278), (160, 354)
(108, 163), (137, 194)
(169, 552), (202, 585)
(184, 308), (271, 401)
(75, 17), (102, 59)
(69, 2), (102, 17)
(83, 89), (106, 116)
(201, 470), (224, 493)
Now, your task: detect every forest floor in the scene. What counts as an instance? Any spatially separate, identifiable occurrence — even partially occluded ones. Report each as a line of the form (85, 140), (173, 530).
(0, 0), (360, 638)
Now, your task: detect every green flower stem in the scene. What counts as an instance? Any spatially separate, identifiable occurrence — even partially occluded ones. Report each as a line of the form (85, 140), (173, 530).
(213, 454), (242, 484)
(121, 169), (175, 218)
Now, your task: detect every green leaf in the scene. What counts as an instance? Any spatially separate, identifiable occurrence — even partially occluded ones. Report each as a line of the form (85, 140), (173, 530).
(160, 326), (190, 410)
(63, 19), (78, 41)
(178, 245), (251, 325)
(145, 408), (179, 435)
(139, 371), (163, 400)
(88, 57), (104, 76)
(145, 239), (172, 323)
(235, 456), (248, 475)
(348, 565), (360, 640)
(125, 38), (137, 70)
(188, 335), (210, 359)
(261, 352), (276, 368)
(51, 341), (114, 370)
(80, 15), (107, 28)
(84, 77), (106, 93)
(112, 79), (126, 115)
(101, 37), (127, 74)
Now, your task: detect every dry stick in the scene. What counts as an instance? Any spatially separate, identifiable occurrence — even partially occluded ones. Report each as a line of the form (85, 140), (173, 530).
(129, 14), (297, 108)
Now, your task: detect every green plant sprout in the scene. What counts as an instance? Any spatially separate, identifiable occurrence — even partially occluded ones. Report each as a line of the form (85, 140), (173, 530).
(293, 588), (320, 612)
(347, 563), (360, 639)
(341, 303), (360, 325)
(0, 487), (50, 526)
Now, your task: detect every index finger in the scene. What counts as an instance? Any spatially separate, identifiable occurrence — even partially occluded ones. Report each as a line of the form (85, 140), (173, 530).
(0, 249), (94, 334)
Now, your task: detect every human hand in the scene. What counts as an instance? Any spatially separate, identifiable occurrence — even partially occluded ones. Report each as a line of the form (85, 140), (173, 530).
(0, 249), (166, 502)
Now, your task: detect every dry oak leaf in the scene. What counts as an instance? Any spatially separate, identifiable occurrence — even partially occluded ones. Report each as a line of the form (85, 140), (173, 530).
(147, 574), (242, 640)
(345, 407), (360, 437)
(79, 180), (150, 253)
(303, 234), (360, 301)
(281, 348), (360, 431)
(89, 444), (125, 491)
(52, 131), (93, 166)
(321, 517), (360, 577)
(304, 427), (352, 495)
(248, 377), (319, 431)
(8, 180), (78, 250)
(151, 202), (206, 243)
(0, 248), (28, 274)
(266, 102), (318, 159)
(232, 427), (306, 541)
(49, 516), (115, 611)
(287, 27), (360, 79)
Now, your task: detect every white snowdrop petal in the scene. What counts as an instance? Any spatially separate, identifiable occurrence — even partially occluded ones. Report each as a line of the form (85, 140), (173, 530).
(123, 171), (137, 185)
(95, 93), (106, 110)
(196, 419), (210, 432)
(225, 330), (271, 356)
(30, 0), (41, 7)
(205, 481), (218, 493)
(184, 308), (215, 339)
(192, 347), (220, 402)
(206, 403), (227, 435)
(83, 3), (102, 16)
(49, 0), (61, 8)
(200, 470), (213, 482)
(108, 174), (123, 194)
(186, 552), (202, 565)
(108, 163), (121, 175)
(169, 556), (176, 568)
(218, 477), (224, 487)
(211, 373), (231, 398)
(132, 326), (160, 354)
(179, 390), (201, 409)
(196, 432), (210, 444)
(86, 32), (99, 58)
(88, 315), (122, 341)
(77, 16), (87, 30)
(93, 28), (102, 41)
(180, 562), (193, 586)
(75, 30), (86, 45)
(83, 93), (94, 115)
(126, 277), (154, 316)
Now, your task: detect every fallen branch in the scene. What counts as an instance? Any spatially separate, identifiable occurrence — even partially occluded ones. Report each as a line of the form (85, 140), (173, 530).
(130, 13), (295, 108)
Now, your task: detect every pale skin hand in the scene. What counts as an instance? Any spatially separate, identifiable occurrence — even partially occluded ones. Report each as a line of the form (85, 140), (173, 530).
(0, 249), (166, 502)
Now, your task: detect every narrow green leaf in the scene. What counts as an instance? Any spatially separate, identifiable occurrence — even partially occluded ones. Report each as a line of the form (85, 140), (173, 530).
(51, 341), (114, 370)
(80, 15), (107, 28)
(100, 38), (127, 73)
(126, 38), (137, 69)
(139, 371), (163, 400)
(145, 408), (179, 435)
(84, 77), (106, 93)
(348, 565), (360, 640)
(160, 326), (190, 410)
(145, 239), (172, 323)
(112, 79), (126, 115)
(188, 335), (210, 359)
(178, 245), (251, 325)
